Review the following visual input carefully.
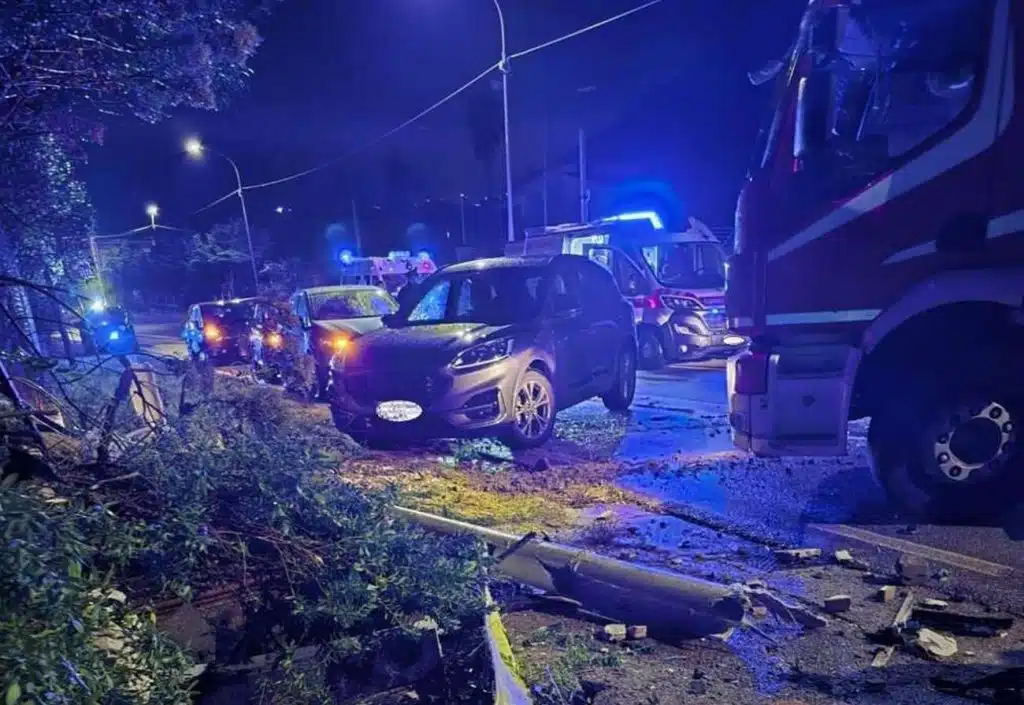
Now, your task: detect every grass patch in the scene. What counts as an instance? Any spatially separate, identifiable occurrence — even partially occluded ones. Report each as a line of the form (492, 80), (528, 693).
(400, 472), (575, 533)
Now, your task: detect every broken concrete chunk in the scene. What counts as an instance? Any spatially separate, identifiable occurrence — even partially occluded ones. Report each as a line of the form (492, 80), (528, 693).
(834, 549), (870, 571)
(773, 548), (822, 563)
(871, 645), (895, 668)
(876, 586), (897, 603)
(921, 599), (949, 610)
(823, 595), (852, 614)
(834, 549), (854, 564)
(912, 628), (958, 660)
(599, 624), (627, 642)
(626, 625), (647, 640)
(896, 555), (929, 585)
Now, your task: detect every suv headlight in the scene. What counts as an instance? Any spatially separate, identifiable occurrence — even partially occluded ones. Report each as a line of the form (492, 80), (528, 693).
(451, 337), (514, 371)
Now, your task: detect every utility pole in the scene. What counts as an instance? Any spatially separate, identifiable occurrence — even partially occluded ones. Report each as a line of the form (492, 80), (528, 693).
(352, 199), (362, 256)
(542, 118), (549, 227)
(459, 194), (467, 246)
(578, 127), (589, 222)
(89, 235), (105, 302)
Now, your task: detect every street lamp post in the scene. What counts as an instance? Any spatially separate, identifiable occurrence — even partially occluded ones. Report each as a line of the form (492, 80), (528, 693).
(492, 0), (515, 243)
(184, 137), (260, 292)
(91, 202), (161, 302)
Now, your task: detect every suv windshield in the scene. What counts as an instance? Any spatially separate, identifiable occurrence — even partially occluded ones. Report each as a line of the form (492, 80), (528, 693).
(309, 290), (397, 320)
(642, 242), (726, 290)
(403, 267), (547, 326)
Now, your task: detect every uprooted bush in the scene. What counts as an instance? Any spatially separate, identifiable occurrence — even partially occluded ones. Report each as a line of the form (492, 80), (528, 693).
(1, 381), (491, 703)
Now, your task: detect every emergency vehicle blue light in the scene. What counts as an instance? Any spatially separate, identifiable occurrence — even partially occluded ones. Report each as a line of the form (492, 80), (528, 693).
(90, 300), (106, 312)
(109, 330), (120, 341)
(601, 211), (665, 230)
(340, 250), (353, 264)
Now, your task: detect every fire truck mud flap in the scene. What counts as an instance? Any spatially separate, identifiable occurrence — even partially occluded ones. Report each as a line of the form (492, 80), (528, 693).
(727, 345), (857, 456)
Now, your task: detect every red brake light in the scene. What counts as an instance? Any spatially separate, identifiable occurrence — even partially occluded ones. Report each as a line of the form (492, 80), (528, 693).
(735, 350), (769, 395)
(643, 293), (661, 310)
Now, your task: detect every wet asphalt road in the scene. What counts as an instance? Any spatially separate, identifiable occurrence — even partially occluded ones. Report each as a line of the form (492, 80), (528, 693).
(136, 319), (1024, 605)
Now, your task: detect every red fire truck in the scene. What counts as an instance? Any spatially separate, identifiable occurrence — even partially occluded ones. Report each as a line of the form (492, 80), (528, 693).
(726, 0), (1024, 520)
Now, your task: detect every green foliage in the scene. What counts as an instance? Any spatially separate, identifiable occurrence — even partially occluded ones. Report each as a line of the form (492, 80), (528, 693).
(0, 137), (95, 289)
(1, 377), (489, 701)
(0, 482), (197, 704)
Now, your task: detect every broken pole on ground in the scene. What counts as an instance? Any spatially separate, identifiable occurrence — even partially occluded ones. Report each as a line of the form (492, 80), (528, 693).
(393, 506), (747, 639)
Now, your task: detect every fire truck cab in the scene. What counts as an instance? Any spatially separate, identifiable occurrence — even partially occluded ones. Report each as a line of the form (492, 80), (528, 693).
(726, 0), (1024, 520)
(513, 212), (745, 369)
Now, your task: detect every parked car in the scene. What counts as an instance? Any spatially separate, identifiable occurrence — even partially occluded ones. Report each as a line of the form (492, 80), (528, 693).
(329, 254), (637, 449)
(284, 285), (398, 399)
(80, 302), (138, 356)
(248, 299), (295, 383)
(182, 298), (261, 362)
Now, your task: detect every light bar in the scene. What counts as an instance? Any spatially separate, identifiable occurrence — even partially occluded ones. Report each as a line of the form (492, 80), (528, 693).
(600, 211), (665, 230)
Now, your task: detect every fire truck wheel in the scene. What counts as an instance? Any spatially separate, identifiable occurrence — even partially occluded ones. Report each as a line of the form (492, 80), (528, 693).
(638, 328), (665, 370)
(868, 382), (1024, 522)
(602, 344), (637, 411)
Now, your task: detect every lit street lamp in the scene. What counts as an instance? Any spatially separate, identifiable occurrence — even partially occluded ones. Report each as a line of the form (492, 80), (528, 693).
(184, 137), (260, 291)
(91, 202), (189, 302)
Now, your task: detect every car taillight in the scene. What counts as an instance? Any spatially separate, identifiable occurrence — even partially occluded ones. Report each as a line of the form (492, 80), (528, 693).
(204, 324), (222, 341)
(734, 350), (769, 395)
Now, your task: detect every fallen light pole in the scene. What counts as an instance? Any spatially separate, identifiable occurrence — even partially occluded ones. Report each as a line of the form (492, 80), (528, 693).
(393, 506), (748, 640)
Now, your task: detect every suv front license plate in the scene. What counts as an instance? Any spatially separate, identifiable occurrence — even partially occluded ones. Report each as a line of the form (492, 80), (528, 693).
(376, 400), (423, 423)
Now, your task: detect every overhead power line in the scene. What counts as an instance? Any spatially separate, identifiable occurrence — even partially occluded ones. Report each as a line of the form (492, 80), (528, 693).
(187, 0), (664, 216)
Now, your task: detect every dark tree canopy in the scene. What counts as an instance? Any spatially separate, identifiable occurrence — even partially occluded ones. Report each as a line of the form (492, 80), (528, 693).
(0, 0), (276, 150)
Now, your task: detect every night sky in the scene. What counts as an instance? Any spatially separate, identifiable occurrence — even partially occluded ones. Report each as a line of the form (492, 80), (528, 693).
(83, 0), (803, 257)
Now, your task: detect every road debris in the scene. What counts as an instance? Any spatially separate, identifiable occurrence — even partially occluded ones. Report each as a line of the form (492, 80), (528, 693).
(875, 586), (897, 603)
(823, 595), (852, 614)
(833, 549), (869, 571)
(896, 554), (929, 585)
(911, 628), (958, 660)
(910, 608), (1014, 636)
(599, 624), (627, 642)
(773, 548), (821, 563)
(933, 667), (1024, 701)
(626, 625), (647, 640)
(870, 646), (895, 668)
(744, 586), (828, 629)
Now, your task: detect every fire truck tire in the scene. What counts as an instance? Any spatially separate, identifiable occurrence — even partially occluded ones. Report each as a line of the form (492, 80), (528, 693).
(602, 344), (637, 411)
(867, 368), (1024, 522)
(638, 327), (665, 370)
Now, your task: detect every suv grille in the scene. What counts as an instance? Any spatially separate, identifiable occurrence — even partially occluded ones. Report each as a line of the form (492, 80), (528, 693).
(344, 372), (449, 406)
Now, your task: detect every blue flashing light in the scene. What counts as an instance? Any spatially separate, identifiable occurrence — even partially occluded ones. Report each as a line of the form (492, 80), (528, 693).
(601, 210), (665, 230)
(339, 250), (353, 264)
(90, 300), (106, 313)
(108, 330), (120, 341)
